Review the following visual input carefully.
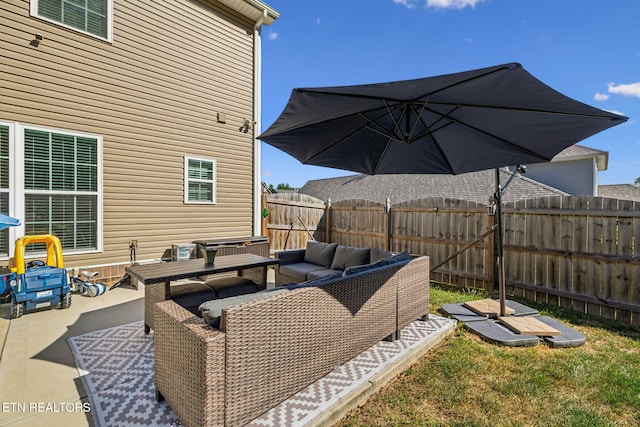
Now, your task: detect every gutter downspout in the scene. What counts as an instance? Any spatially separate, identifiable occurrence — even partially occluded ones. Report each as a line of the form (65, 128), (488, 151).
(252, 10), (267, 237)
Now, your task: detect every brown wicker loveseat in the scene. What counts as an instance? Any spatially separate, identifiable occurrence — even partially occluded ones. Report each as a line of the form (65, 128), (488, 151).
(153, 254), (429, 427)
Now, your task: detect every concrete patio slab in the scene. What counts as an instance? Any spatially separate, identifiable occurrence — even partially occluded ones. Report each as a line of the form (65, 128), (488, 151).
(0, 283), (144, 426)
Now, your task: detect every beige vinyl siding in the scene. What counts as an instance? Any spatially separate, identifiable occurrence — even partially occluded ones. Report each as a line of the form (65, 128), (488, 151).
(1, 0), (260, 266)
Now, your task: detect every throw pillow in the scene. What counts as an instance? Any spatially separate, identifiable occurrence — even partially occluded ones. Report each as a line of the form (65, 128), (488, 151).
(389, 250), (412, 262)
(369, 247), (394, 263)
(303, 241), (338, 268)
(330, 246), (371, 270)
(343, 250), (412, 276)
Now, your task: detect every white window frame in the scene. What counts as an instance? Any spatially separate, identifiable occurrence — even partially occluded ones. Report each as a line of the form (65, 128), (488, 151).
(184, 156), (216, 205)
(0, 121), (103, 258)
(30, 0), (114, 43)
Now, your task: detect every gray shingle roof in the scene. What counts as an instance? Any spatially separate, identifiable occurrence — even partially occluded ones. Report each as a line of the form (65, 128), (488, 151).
(553, 144), (606, 159)
(299, 169), (568, 204)
(598, 184), (640, 202)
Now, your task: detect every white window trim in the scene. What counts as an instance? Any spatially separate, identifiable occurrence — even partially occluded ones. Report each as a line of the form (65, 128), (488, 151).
(0, 121), (103, 258)
(30, 0), (114, 43)
(184, 156), (216, 205)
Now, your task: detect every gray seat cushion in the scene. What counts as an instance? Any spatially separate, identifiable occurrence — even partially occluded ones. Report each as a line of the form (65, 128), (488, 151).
(199, 289), (289, 328)
(303, 241), (338, 268)
(330, 246), (371, 270)
(170, 281), (212, 297)
(170, 282), (216, 314)
(279, 262), (326, 281)
(205, 276), (259, 299)
(306, 268), (342, 280)
(282, 271), (344, 289)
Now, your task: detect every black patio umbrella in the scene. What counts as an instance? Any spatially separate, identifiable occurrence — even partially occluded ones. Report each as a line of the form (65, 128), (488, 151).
(259, 62), (627, 315)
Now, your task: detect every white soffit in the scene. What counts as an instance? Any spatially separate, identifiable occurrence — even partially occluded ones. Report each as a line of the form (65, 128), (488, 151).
(217, 0), (280, 25)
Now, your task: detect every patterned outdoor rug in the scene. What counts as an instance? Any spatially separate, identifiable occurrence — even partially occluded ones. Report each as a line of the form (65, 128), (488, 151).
(67, 321), (181, 426)
(68, 316), (455, 427)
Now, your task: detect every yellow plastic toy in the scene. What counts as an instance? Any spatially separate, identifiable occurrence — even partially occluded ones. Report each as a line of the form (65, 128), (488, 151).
(9, 234), (65, 274)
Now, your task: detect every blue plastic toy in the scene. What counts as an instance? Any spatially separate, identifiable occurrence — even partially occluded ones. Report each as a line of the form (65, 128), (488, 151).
(7, 235), (71, 318)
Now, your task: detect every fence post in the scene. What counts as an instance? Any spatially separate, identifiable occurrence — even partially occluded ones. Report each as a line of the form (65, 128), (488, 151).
(385, 197), (391, 251)
(325, 199), (332, 243)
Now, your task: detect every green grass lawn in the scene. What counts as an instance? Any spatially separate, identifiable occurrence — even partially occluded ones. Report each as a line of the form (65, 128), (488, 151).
(337, 284), (640, 427)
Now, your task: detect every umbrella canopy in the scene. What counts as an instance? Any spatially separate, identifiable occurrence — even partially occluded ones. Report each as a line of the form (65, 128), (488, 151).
(260, 62), (627, 318)
(0, 213), (20, 231)
(260, 63), (626, 175)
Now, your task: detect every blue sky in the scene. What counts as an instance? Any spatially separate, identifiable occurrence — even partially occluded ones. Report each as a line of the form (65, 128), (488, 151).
(259, 0), (639, 188)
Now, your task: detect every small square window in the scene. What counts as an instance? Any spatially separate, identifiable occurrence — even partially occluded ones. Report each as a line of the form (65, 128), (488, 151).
(185, 156), (216, 204)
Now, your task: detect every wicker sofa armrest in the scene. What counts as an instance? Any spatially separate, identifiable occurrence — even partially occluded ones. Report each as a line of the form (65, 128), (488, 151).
(274, 249), (307, 286)
(154, 300), (226, 427)
(396, 256), (430, 329)
(275, 249), (306, 265)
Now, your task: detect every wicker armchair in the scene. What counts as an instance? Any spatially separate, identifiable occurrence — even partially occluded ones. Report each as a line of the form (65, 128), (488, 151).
(153, 256), (429, 427)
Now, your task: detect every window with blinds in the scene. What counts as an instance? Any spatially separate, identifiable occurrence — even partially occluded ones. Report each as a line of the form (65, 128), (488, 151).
(185, 156), (216, 204)
(32, 0), (111, 40)
(24, 129), (99, 251)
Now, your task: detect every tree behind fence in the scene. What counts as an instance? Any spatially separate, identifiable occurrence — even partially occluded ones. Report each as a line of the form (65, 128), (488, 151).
(266, 194), (640, 326)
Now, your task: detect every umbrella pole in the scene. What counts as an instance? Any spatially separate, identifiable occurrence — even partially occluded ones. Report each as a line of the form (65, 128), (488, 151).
(494, 168), (507, 317)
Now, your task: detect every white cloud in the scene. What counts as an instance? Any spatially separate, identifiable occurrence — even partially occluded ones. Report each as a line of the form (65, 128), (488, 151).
(608, 82), (640, 98)
(393, 0), (484, 9)
(426, 0), (485, 9)
(262, 171), (273, 178)
(605, 109), (626, 117)
(594, 93), (609, 101)
(393, 0), (416, 9)
(316, 18), (321, 25)
(267, 32), (278, 41)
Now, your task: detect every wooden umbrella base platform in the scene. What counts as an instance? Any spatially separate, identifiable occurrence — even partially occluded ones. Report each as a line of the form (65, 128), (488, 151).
(442, 299), (585, 348)
(498, 315), (560, 336)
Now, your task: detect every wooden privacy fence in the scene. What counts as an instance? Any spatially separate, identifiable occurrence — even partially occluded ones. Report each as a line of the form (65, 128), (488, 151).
(264, 193), (325, 253)
(265, 194), (640, 326)
(502, 196), (640, 325)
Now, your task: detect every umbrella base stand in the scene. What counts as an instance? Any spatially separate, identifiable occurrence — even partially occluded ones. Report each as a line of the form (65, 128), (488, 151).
(441, 300), (585, 348)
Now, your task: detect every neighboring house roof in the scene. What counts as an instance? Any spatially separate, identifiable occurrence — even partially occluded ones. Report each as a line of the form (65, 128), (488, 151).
(551, 144), (608, 170)
(598, 184), (640, 202)
(299, 169), (568, 205)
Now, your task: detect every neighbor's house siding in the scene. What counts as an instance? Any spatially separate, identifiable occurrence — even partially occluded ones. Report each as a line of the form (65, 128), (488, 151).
(1, 0), (260, 268)
(524, 158), (597, 196)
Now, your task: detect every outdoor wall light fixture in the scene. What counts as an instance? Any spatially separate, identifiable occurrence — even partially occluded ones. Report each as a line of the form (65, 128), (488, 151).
(30, 33), (43, 47)
(239, 119), (256, 133)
